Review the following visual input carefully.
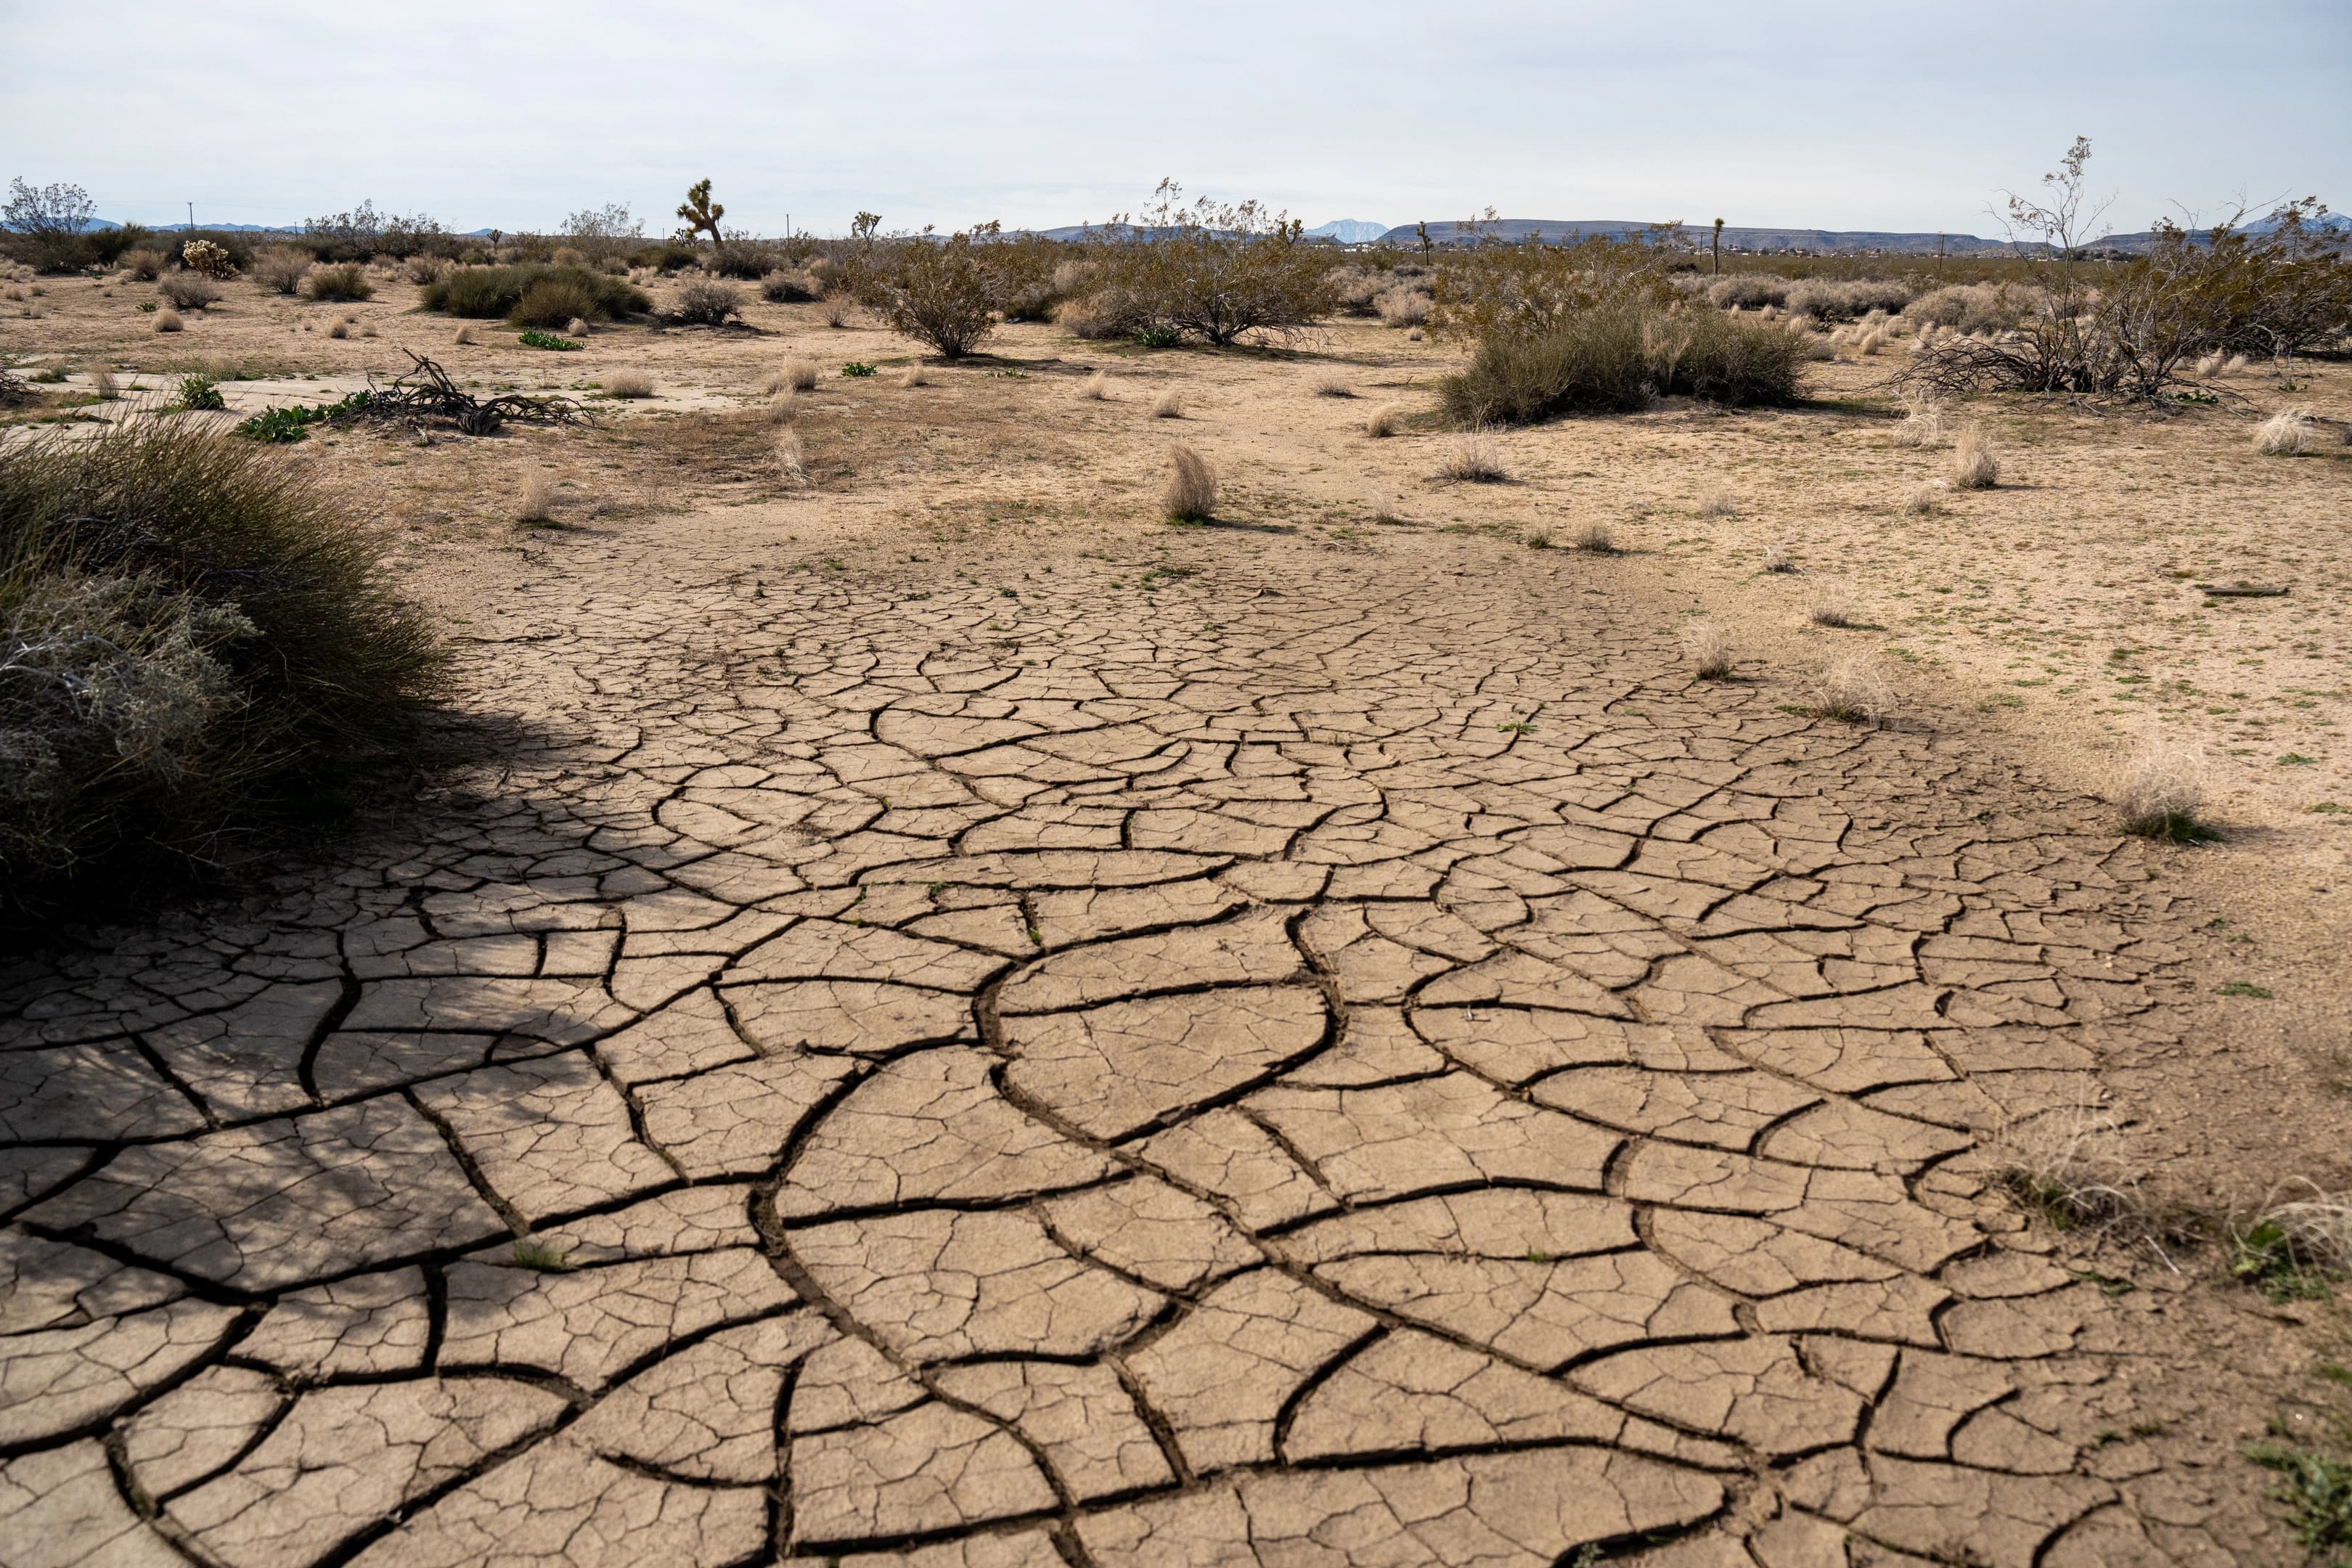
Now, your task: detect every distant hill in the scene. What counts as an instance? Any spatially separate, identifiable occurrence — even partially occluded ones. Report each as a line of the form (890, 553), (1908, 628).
(1306, 220), (1388, 243)
(1372, 219), (2013, 254)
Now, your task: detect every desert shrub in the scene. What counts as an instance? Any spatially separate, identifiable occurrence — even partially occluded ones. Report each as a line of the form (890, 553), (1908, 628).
(2115, 740), (2212, 841)
(303, 264), (374, 303)
(605, 371), (653, 399)
(1082, 182), (1335, 345)
(2255, 409), (2314, 454)
(1948, 430), (2000, 488)
(1784, 278), (1913, 319)
(1053, 290), (1150, 340)
(405, 255), (450, 285)
(1365, 401), (1402, 437)
(1436, 432), (1507, 482)
(673, 280), (743, 326)
(512, 274), (608, 330)
(301, 200), (447, 262)
(176, 375), (225, 411)
(777, 359), (820, 392)
(1806, 654), (1892, 724)
(761, 269), (820, 303)
(1375, 285), (1431, 328)
(153, 309), (184, 333)
(1903, 282), (2037, 335)
(1683, 621), (1735, 678)
(249, 246), (311, 295)
(1442, 307), (1804, 424)
(850, 225), (1000, 358)
(0, 424), (444, 921)
(1079, 371), (1109, 399)
(1429, 228), (1680, 343)
(120, 248), (166, 282)
(158, 274), (221, 311)
(709, 242), (780, 279)
(3, 179), (97, 271)
(991, 237), (1069, 322)
(1707, 274), (1790, 309)
(1150, 389), (1183, 418)
(422, 264), (649, 323)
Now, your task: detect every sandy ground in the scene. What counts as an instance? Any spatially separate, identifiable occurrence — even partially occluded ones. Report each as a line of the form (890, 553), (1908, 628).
(2, 263), (2348, 1566)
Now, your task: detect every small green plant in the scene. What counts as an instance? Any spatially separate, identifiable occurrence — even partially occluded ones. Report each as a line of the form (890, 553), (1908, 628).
(518, 330), (582, 352)
(2217, 981), (2274, 998)
(176, 375), (224, 411)
(2245, 1443), (2352, 1561)
(1135, 325), (1180, 348)
(233, 392), (370, 444)
(841, 362), (877, 377)
(136, 300), (158, 312)
(2231, 1219), (2337, 1301)
(30, 369), (65, 384)
(510, 1237), (575, 1272)
(1496, 720), (1534, 735)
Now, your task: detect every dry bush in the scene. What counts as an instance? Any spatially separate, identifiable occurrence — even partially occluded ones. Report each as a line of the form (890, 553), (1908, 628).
(565, 317), (590, 338)
(849, 227), (999, 358)
(1365, 491), (1403, 525)
(606, 370), (654, 399)
(1442, 307), (1806, 424)
(1328, 267), (1381, 316)
(775, 429), (809, 483)
(1375, 285), (1432, 328)
(673, 280), (742, 326)
(2237, 1184), (2352, 1281)
(326, 320), (348, 340)
(513, 473), (555, 524)
(1524, 528), (1551, 550)
(1902, 479), (1951, 516)
(1052, 290), (1146, 340)
(120, 248), (165, 281)
(2115, 739), (2213, 841)
(405, 255), (450, 286)
(1682, 621), (1735, 678)
(1707, 274), (1789, 309)
(1151, 389), (1184, 419)
(1761, 544), (1797, 573)
(153, 309), (184, 334)
(453, 325), (475, 346)
(822, 303), (850, 329)
(1806, 653), (1891, 723)
(0, 423), (444, 923)
(1796, 332), (1835, 362)
(1572, 520), (1616, 553)
(1808, 595), (1857, 627)
(1903, 282), (2036, 336)
(1948, 430), (2000, 489)
(1311, 370), (1354, 398)
(897, 364), (927, 389)
(1436, 432), (1506, 483)
(760, 269), (820, 303)
(1084, 181), (1336, 346)
(158, 274), (220, 311)
(2254, 409), (2314, 456)
(764, 391), (796, 425)
(1858, 327), (1888, 356)
(2224, 354), (2249, 374)
(1365, 401), (1402, 438)
(1894, 397), (1944, 447)
(1991, 1104), (2147, 1236)
(1162, 444), (1217, 520)
(777, 360), (821, 393)
(2192, 351), (2224, 378)
(1079, 371), (1109, 400)
(89, 368), (118, 399)
(1696, 486), (1739, 518)
(1784, 277), (1914, 320)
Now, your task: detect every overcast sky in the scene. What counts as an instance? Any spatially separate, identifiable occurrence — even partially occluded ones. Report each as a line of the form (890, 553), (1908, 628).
(6, 1), (2347, 238)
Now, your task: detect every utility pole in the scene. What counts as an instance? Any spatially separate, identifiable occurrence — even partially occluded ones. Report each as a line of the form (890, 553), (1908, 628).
(1712, 217), (1723, 275)
(187, 201), (194, 232)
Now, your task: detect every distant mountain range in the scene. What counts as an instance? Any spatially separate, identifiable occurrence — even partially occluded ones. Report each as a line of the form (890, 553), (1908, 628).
(1305, 220), (1389, 242)
(1371, 213), (2350, 254)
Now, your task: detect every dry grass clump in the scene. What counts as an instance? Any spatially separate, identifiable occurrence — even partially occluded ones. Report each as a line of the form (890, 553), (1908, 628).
(1365, 490), (1403, 526)
(2254, 409), (2314, 456)
(1808, 595), (1858, 628)
(778, 359), (820, 393)
(303, 264), (373, 303)
(822, 303), (851, 330)
(1310, 369), (1354, 399)
(1682, 621), (1735, 679)
(1902, 478), (1951, 516)
(1572, 520), (1616, 554)
(1992, 1105), (2147, 1237)
(1894, 397), (1944, 448)
(119, 249), (167, 282)
(513, 473), (556, 525)
(2235, 1183), (2352, 1284)
(605, 370), (654, 400)
(1805, 653), (1891, 723)
(764, 391), (797, 425)
(1365, 401), (1403, 438)
(89, 368), (118, 400)
(775, 429), (809, 483)
(1162, 444), (1217, 520)
(453, 325), (475, 346)
(153, 309), (184, 334)
(1695, 486), (1739, 518)
(1947, 429), (1999, 489)
(1151, 389), (1184, 419)
(248, 245), (311, 295)
(1079, 371), (1110, 400)
(1437, 431), (1507, 483)
(326, 319), (350, 340)
(565, 317), (591, 338)
(158, 274), (221, 311)
(2115, 739), (2215, 841)
(897, 364), (927, 389)
(673, 280), (742, 326)
(1761, 544), (1798, 574)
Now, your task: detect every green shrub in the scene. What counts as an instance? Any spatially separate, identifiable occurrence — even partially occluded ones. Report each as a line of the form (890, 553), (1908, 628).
(0, 425), (444, 922)
(303, 264), (374, 303)
(510, 274), (604, 329)
(1442, 309), (1805, 425)
(518, 330), (581, 351)
(422, 264), (649, 324)
(852, 227), (1000, 358)
(233, 393), (370, 443)
(841, 362), (876, 377)
(1082, 181), (1334, 345)
(176, 375), (225, 411)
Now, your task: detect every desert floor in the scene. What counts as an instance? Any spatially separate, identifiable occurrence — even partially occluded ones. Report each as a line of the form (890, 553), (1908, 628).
(2, 270), (2348, 1567)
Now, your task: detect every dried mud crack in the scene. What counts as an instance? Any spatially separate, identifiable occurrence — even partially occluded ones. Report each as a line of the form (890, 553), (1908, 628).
(0, 518), (2275, 1567)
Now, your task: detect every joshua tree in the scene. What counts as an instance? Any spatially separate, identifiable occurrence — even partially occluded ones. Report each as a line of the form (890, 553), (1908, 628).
(678, 179), (725, 248)
(1712, 217), (1724, 275)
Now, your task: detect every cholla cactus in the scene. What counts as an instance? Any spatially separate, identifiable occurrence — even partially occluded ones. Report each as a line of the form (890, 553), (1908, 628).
(181, 239), (236, 279)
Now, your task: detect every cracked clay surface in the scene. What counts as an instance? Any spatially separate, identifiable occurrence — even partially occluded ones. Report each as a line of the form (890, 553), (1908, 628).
(0, 521), (2269, 1566)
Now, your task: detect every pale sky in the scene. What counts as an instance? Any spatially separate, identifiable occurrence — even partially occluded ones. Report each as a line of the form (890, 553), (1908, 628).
(5, 1), (2347, 239)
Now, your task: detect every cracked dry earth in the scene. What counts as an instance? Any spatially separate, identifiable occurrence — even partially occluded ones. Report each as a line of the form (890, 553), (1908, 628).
(0, 520), (2264, 1568)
